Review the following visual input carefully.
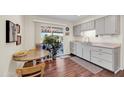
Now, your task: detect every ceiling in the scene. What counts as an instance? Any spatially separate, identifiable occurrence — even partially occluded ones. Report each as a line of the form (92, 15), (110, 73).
(38, 15), (89, 23)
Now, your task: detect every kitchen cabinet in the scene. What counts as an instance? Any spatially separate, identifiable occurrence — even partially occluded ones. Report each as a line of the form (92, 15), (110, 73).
(73, 25), (81, 36)
(81, 20), (95, 31)
(81, 23), (86, 31)
(70, 42), (77, 55)
(95, 15), (120, 35)
(90, 46), (120, 72)
(95, 17), (105, 35)
(73, 42), (77, 55)
(71, 42), (82, 57)
(70, 42), (91, 61)
(73, 26), (77, 36)
(82, 45), (91, 61)
(70, 41), (120, 73)
(76, 42), (82, 57)
(73, 20), (95, 36)
(88, 20), (95, 30)
(70, 42), (74, 54)
(105, 15), (120, 35)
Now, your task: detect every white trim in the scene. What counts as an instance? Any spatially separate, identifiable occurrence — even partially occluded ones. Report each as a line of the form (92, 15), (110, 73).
(114, 68), (121, 74)
(33, 19), (67, 26)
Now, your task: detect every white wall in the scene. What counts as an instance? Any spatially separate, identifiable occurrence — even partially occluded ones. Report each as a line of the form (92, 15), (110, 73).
(24, 16), (73, 55)
(0, 15), (25, 76)
(73, 15), (124, 70)
(24, 16), (35, 49)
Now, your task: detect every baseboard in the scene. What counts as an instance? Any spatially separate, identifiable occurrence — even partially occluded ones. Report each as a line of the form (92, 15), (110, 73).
(114, 68), (121, 74)
(64, 53), (71, 55)
(5, 72), (16, 77)
(0, 73), (5, 77)
(0, 73), (8, 77)
(119, 67), (124, 70)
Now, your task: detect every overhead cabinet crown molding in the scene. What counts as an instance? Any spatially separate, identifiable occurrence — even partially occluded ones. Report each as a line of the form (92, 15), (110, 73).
(73, 15), (120, 36)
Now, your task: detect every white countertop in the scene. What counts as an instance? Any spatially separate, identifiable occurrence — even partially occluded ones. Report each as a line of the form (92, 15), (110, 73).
(71, 41), (120, 49)
(91, 43), (120, 48)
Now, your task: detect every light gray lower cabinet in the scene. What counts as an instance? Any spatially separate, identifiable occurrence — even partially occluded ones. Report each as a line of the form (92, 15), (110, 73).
(70, 42), (120, 73)
(70, 42), (82, 57)
(70, 42), (77, 55)
(76, 43), (83, 57)
(82, 45), (91, 61)
(90, 46), (120, 72)
(73, 43), (77, 55)
(70, 42), (74, 54)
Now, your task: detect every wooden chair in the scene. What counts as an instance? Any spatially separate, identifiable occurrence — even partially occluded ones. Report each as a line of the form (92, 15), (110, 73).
(16, 63), (45, 77)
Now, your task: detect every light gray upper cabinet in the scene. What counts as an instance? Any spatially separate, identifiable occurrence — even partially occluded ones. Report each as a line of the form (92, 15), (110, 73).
(73, 24), (81, 36)
(81, 23), (86, 31)
(95, 17), (105, 35)
(95, 15), (120, 35)
(105, 15), (120, 35)
(88, 20), (95, 30)
(73, 20), (95, 36)
(81, 20), (95, 31)
(73, 26), (77, 36)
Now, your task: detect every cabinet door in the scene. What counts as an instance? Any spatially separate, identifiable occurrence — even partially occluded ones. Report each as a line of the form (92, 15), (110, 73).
(83, 45), (91, 61)
(95, 17), (105, 35)
(77, 25), (81, 36)
(83, 23), (87, 31)
(73, 43), (77, 55)
(81, 23), (84, 31)
(73, 25), (81, 36)
(89, 20), (95, 30)
(70, 42), (74, 54)
(105, 15), (120, 34)
(76, 43), (82, 57)
(73, 26), (78, 36)
(73, 26), (76, 36)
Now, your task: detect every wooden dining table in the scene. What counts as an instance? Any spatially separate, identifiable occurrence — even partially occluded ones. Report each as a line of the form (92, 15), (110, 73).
(13, 49), (49, 61)
(12, 49), (49, 68)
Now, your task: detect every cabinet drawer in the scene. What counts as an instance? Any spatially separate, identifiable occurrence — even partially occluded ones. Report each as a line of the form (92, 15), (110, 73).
(91, 57), (113, 71)
(91, 51), (113, 62)
(91, 46), (113, 54)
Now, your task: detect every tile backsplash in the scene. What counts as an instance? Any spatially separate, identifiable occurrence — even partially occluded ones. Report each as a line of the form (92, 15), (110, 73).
(74, 30), (121, 44)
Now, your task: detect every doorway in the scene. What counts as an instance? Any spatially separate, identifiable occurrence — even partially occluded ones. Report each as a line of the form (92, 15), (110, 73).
(40, 26), (64, 56)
